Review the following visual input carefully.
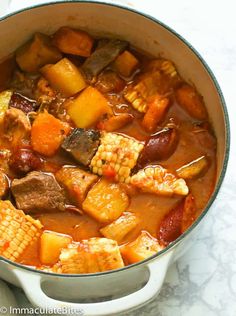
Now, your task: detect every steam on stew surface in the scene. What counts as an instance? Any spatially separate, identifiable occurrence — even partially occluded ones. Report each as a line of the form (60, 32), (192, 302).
(0, 27), (216, 273)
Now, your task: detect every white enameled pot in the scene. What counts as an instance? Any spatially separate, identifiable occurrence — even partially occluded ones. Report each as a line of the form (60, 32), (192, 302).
(0, 2), (230, 315)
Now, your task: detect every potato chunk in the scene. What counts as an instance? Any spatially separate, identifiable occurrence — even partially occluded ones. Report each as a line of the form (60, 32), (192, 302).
(67, 86), (112, 128)
(16, 33), (62, 73)
(176, 155), (209, 179)
(56, 166), (98, 206)
(53, 26), (94, 57)
(100, 212), (139, 243)
(121, 231), (163, 264)
(40, 230), (72, 265)
(114, 50), (139, 77)
(41, 58), (87, 97)
(82, 178), (129, 223)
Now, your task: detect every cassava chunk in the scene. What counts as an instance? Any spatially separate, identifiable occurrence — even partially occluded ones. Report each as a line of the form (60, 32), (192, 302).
(121, 231), (163, 264)
(62, 128), (100, 166)
(82, 178), (129, 223)
(16, 33), (62, 73)
(175, 83), (208, 120)
(97, 113), (133, 132)
(100, 212), (139, 243)
(56, 166), (98, 206)
(40, 230), (72, 265)
(114, 50), (139, 77)
(11, 171), (65, 213)
(56, 238), (124, 273)
(67, 86), (112, 128)
(41, 58), (87, 97)
(53, 26), (94, 57)
(31, 111), (71, 156)
(0, 90), (12, 121)
(9, 92), (38, 113)
(176, 155), (209, 179)
(82, 39), (128, 80)
(142, 95), (170, 132)
(3, 108), (31, 147)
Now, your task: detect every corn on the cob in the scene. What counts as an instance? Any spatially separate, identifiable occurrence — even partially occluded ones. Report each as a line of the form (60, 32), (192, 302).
(121, 230), (163, 264)
(100, 212), (139, 243)
(0, 200), (42, 261)
(90, 132), (144, 183)
(124, 73), (161, 113)
(160, 60), (177, 78)
(131, 165), (189, 196)
(55, 238), (124, 274)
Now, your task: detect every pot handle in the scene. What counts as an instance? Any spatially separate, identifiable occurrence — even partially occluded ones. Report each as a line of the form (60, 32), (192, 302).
(13, 249), (174, 316)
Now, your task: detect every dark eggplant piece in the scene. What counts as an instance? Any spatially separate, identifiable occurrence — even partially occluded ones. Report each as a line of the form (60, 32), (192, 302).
(9, 92), (38, 113)
(138, 127), (178, 166)
(81, 39), (128, 80)
(62, 128), (100, 166)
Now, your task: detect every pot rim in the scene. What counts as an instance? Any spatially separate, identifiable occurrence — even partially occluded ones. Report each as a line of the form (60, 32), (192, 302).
(0, 0), (230, 278)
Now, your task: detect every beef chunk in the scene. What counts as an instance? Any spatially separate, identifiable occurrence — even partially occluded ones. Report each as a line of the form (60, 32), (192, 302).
(62, 128), (100, 166)
(11, 171), (65, 213)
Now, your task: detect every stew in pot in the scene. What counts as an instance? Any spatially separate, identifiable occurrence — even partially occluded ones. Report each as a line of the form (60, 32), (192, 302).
(0, 27), (216, 273)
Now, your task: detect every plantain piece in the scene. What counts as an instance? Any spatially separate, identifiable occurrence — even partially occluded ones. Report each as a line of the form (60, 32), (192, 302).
(121, 231), (163, 264)
(131, 165), (189, 196)
(100, 212), (139, 243)
(81, 39), (128, 80)
(90, 132), (144, 183)
(97, 113), (133, 132)
(0, 200), (42, 261)
(176, 155), (209, 180)
(0, 171), (8, 198)
(55, 238), (124, 274)
(175, 83), (208, 120)
(82, 178), (129, 223)
(62, 128), (101, 167)
(16, 33), (62, 73)
(0, 90), (12, 122)
(56, 166), (98, 206)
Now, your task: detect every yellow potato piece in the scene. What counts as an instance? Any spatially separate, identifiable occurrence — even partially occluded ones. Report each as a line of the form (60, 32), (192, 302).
(114, 50), (139, 77)
(67, 86), (112, 128)
(41, 58), (87, 97)
(121, 231), (163, 264)
(82, 178), (129, 223)
(176, 155), (209, 180)
(40, 230), (72, 265)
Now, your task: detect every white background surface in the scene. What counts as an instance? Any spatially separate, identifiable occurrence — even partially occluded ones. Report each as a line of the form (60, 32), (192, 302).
(1, 0), (236, 315)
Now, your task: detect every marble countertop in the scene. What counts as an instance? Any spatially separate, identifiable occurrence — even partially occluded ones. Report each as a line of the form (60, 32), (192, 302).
(1, 0), (236, 315)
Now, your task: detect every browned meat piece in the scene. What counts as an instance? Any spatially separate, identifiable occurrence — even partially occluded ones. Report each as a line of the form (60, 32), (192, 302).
(62, 128), (100, 166)
(11, 171), (65, 213)
(9, 92), (38, 113)
(3, 108), (31, 147)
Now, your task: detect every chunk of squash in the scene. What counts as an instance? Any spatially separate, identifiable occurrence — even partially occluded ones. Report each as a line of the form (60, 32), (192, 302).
(53, 26), (94, 57)
(82, 178), (129, 223)
(100, 212), (139, 243)
(67, 86), (112, 128)
(16, 33), (62, 73)
(114, 50), (139, 77)
(31, 111), (71, 156)
(41, 58), (87, 97)
(121, 231), (163, 264)
(40, 230), (72, 265)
